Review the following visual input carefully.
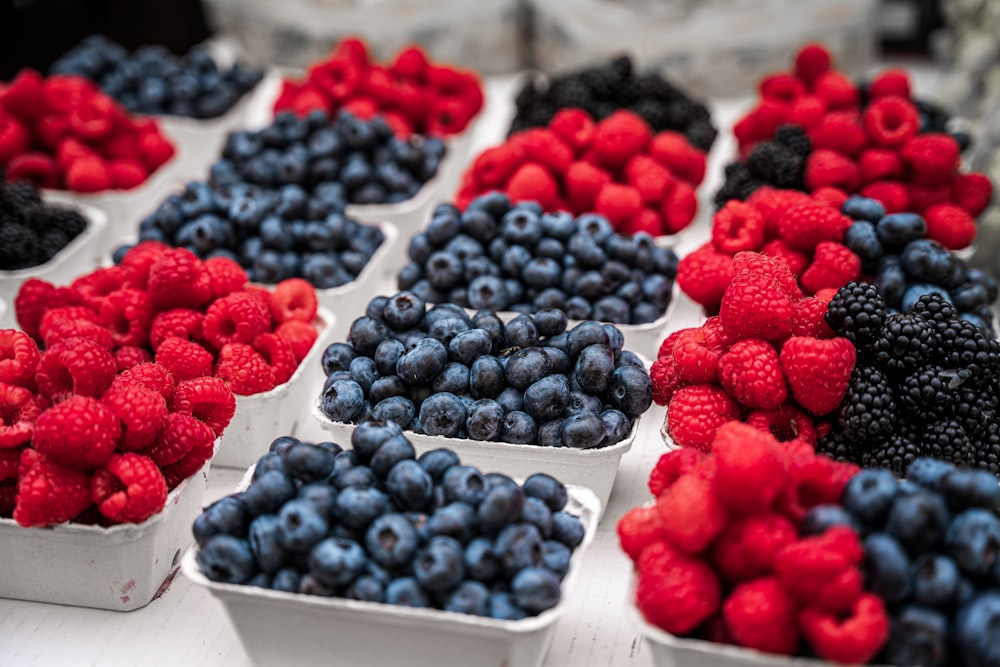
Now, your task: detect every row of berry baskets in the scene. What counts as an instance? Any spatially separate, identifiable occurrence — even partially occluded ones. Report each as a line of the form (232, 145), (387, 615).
(2, 37), (999, 667)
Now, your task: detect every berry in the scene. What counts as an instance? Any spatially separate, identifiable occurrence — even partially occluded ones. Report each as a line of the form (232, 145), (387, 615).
(717, 339), (787, 410)
(13, 455), (92, 527)
(270, 278), (318, 324)
(0, 330), (40, 388)
(35, 336), (116, 403)
(666, 385), (740, 451)
(723, 577), (799, 654)
(798, 594), (889, 664)
(90, 453), (168, 523)
(719, 270), (795, 343)
(777, 201), (853, 252)
(147, 248), (213, 311)
(216, 343), (276, 395)
(825, 281), (886, 347)
(780, 336), (856, 416)
(656, 472), (728, 555)
(155, 337), (213, 382)
(170, 376), (237, 436)
(711, 512), (797, 584)
(676, 243), (734, 311)
(634, 542), (721, 635)
(800, 242), (860, 294)
(101, 383), (168, 452)
(203, 292), (271, 349)
(0, 384), (40, 448)
(712, 422), (786, 514)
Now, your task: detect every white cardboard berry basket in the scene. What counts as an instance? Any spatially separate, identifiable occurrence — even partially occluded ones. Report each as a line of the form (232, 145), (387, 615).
(181, 476), (600, 667)
(0, 198), (108, 329)
(311, 400), (638, 520)
(213, 307), (336, 470)
(0, 442), (217, 612)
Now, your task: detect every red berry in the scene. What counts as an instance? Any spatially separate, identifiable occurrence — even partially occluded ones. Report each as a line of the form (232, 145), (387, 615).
(649, 131), (706, 186)
(215, 342), (276, 395)
(723, 577), (800, 655)
(804, 149), (860, 193)
(666, 385), (741, 452)
(625, 155), (674, 204)
(759, 73), (805, 104)
(113, 345), (153, 371)
(719, 271), (795, 343)
(549, 108), (595, 152)
(39, 308), (113, 351)
(159, 428), (216, 490)
(774, 526), (863, 607)
(65, 156), (112, 192)
(253, 332), (298, 385)
(798, 594), (889, 664)
(809, 111), (865, 158)
(746, 187), (812, 240)
(170, 376), (236, 437)
(591, 110), (651, 168)
(711, 513), (798, 584)
(659, 181), (697, 234)
(759, 239), (809, 277)
(794, 44), (832, 86)
(711, 421), (787, 513)
(656, 472), (728, 555)
(861, 180), (910, 213)
(718, 339), (787, 410)
(777, 200), (853, 252)
(746, 403), (819, 445)
(800, 242), (861, 294)
(731, 251), (803, 301)
(0, 329), (40, 388)
(812, 71), (858, 110)
(648, 448), (705, 497)
(858, 148), (904, 184)
(617, 505), (667, 561)
(269, 278), (318, 324)
(516, 128), (574, 175)
(594, 183), (642, 227)
(0, 383), (40, 448)
(119, 241), (170, 290)
(650, 356), (684, 406)
(506, 162), (559, 211)
(274, 320), (319, 363)
(112, 362), (176, 404)
(6, 152), (60, 189)
(869, 69), (911, 100)
(672, 329), (723, 385)
(150, 308), (205, 350)
(712, 200), (766, 254)
(90, 453), (167, 524)
(203, 292), (272, 349)
(33, 395), (119, 469)
(924, 203), (977, 250)
(901, 133), (960, 184)
(147, 412), (215, 468)
(470, 145), (523, 188)
(863, 96), (919, 148)
(101, 383), (168, 452)
(2, 68), (45, 117)
(204, 256), (249, 299)
(98, 288), (153, 348)
(154, 337), (214, 382)
(107, 159), (148, 190)
(36, 336), (116, 403)
(564, 161), (611, 212)
(676, 243), (734, 311)
(147, 248), (213, 311)
(71, 266), (136, 311)
(14, 454), (92, 527)
(951, 172), (993, 217)
(634, 541), (721, 635)
(779, 336), (856, 415)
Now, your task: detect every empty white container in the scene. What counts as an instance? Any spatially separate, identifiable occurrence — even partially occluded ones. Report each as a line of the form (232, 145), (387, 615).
(311, 400), (637, 519)
(182, 481), (600, 667)
(0, 199), (108, 329)
(0, 450), (215, 612)
(213, 307), (335, 470)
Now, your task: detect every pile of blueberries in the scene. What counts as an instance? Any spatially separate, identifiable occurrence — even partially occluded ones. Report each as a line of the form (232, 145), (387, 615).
(842, 196), (997, 333)
(0, 180), (88, 271)
(813, 459), (1000, 667)
(210, 110), (445, 203)
(195, 425), (587, 619)
(319, 291), (653, 448)
(50, 35), (263, 119)
(399, 193), (678, 325)
(123, 179), (385, 288)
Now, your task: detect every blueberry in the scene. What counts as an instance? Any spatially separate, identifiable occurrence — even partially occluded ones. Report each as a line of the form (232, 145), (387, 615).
(275, 498), (329, 552)
(385, 577), (430, 607)
(396, 338), (447, 386)
(369, 375), (406, 404)
(877, 212), (927, 246)
(336, 487), (389, 529)
(369, 435), (416, 479)
(493, 523), (544, 576)
(417, 448), (460, 482)
(351, 420), (404, 462)
(426, 211), (461, 246)
(489, 591), (528, 620)
(468, 275), (509, 311)
(372, 339), (405, 377)
(882, 605), (949, 667)
(418, 392), (467, 437)
(564, 391), (603, 417)
(941, 469), (1000, 511)
(499, 411), (537, 444)
(945, 509), (1000, 576)
(460, 208), (498, 244)
(463, 537), (500, 583)
(448, 329), (492, 366)
(862, 533), (911, 603)
(912, 553), (960, 607)
(907, 457), (957, 491)
(496, 387), (525, 413)
(426, 251), (464, 291)
(441, 465), (486, 505)
(408, 233), (434, 263)
(522, 375), (571, 422)
(345, 575), (385, 602)
(473, 312), (505, 350)
(478, 483), (526, 533)
(541, 540), (572, 578)
(243, 470), (296, 516)
(512, 567), (561, 614)
(321, 379), (365, 422)
(886, 489), (951, 554)
(521, 257), (562, 289)
(566, 321), (609, 360)
(504, 348), (553, 390)
(349, 317), (392, 357)
(193, 496), (250, 545)
(427, 502), (477, 543)
(523, 474), (568, 512)
(843, 469), (898, 524)
(952, 282), (990, 311)
(568, 233), (606, 268)
(504, 315), (540, 349)
(427, 316), (469, 345)
(322, 342), (357, 375)
(842, 195), (886, 223)
(443, 580), (490, 616)
(365, 513), (420, 569)
(607, 365), (653, 418)
(536, 420), (564, 447)
(198, 535), (257, 584)
(309, 537), (368, 586)
(466, 399), (504, 441)
(560, 412), (605, 449)
(600, 408), (631, 446)
(902, 239), (963, 285)
(844, 221), (884, 265)
(271, 567), (301, 593)
(298, 574), (338, 596)
(248, 514), (288, 573)
(543, 347), (571, 375)
(552, 512), (585, 548)
(540, 210), (576, 241)
(470, 356), (505, 399)
(386, 459), (433, 510)
(967, 268), (999, 302)
(382, 291), (426, 331)
(955, 593), (1000, 667)
(371, 396), (416, 428)
(414, 535), (465, 592)
(520, 495), (555, 537)
(280, 442), (336, 483)
(574, 344), (615, 394)
(297, 483), (338, 522)
(430, 363), (470, 395)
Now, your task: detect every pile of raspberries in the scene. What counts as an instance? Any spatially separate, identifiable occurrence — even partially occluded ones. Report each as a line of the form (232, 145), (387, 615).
(13, 241), (321, 396)
(0, 330), (237, 527)
(273, 38), (484, 138)
(0, 69), (176, 192)
(716, 44), (992, 221)
(654, 252), (855, 451)
(618, 422), (887, 664)
(455, 108), (706, 236)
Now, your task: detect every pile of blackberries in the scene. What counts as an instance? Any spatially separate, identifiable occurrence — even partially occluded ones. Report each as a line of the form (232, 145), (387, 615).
(0, 180), (87, 270)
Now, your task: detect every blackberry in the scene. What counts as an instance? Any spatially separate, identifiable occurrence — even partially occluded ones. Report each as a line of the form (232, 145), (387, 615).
(935, 318), (1000, 382)
(815, 429), (859, 463)
(773, 125), (812, 159)
(628, 73), (681, 102)
(39, 229), (70, 262)
(713, 163), (758, 208)
(872, 313), (938, 376)
(974, 421), (1000, 474)
(745, 141), (802, 189)
(922, 419), (977, 467)
(44, 208), (87, 238)
(897, 365), (961, 418)
(547, 78), (593, 110)
(0, 223), (39, 270)
(954, 387), (996, 439)
(685, 120), (719, 153)
(910, 293), (958, 325)
(825, 281), (887, 349)
(0, 181), (42, 216)
(839, 366), (897, 441)
(863, 433), (924, 477)
(578, 66), (621, 100)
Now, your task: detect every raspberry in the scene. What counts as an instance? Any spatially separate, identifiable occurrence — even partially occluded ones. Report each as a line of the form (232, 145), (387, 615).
(746, 187), (812, 240)
(617, 505), (667, 561)
(516, 128), (574, 174)
(907, 183), (952, 213)
(759, 74), (806, 104)
(594, 183), (642, 227)
(0, 383), (40, 448)
(274, 320), (319, 363)
(549, 108), (595, 152)
(719, 272), (795, 343)
(656, 472), (728, 555)
(923, 203), (977, 250)
(269, 278), (317, 324)
(215, 342), (276, 395)
(648, 448), (705, 497)
(564, 161), (612, 212)
(253, 332), (298, 385)
(779, 446), (859, 520)
(90, 453), (167, 524)
(112, 362), (176, 404)
(203, 292), (271, 349)
(717, 339), (787, 410)
(98, 288), (153, 348)
(666, 385), (741, 451)
(470, 145), (523, 188)
(650, 356), (684, 406)
(791, 296), (834, 339)
(0, 113), (31, 163)
(159, 428), (215, 490)
(101, 383), (168, 452)
(794, 44), (832, 86)
(676, 243), (735, 311)
(712, 201), (766, 254)
(147, 248), (213, 311)
(113, 346), (153, 371)
(71, 266), (136, 311)
(0, 447), (20, 480)
(809, 111), (865, 158)
(868, 69), (911, 100)
(711, 421), (787, 513)
(774, 525), (863, 599)
(202, 256), (248, 299)
(625, 155), (674, 204)
(779, 336), (856, 416)
(35, 336), (115, 403)
(803, 149), (860, 193)
(731, 251), (803, 301)
(626, 208), (664, 236)
(858, 148), (903, 184)
(136, 131), (175, 171)
(672, 329), (723, 385)
(800, 242), (861, 294)
(170, 376), (236, 436)
(119, 241), (170, 290)
(0, 330), (40, 388)
(149, 309), (205, 350)
(863, 96), (919, 148)
(786, 95), (828, 130)
(798, 594), (889, 664)
(650, 131), (707, 186)
(13, 455), (92, 527)
(7, 152), (59, 189)
(3, 68), (45, 117)
(811, 186), (849, 211)
(711, 512), (798, 583)
(505, 162), (560, 211)
(33, 395), (119, 469)
(591, 110), (651, 168)
(703, 316), (737, 350)
(861, 180), (910, 214)
(154, 337), (213, 382)
(108, 159), (148, 190)
(901, 133), (960, 184)
(39, 309), (114, 351)
(723, 578), (800, 654)
(951, 172), (993, 217)
(634, 541), (721, 635)
(659, 181), (697, 234)
(812, 71), (858, 110)
(746, 403), (818, 445)
(64, 156), (112, 193)
(14, 278), (64, 341)
(147, 412), (215, 468)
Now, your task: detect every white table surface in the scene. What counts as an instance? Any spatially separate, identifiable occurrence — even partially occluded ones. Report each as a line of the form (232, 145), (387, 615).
(0, 61), (944, 667)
